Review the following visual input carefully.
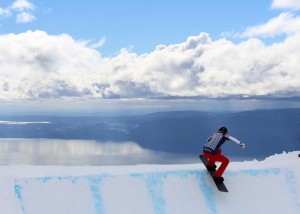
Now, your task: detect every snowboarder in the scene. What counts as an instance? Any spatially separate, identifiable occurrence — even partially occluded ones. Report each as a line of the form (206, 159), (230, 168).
(203, 126), (246, 183)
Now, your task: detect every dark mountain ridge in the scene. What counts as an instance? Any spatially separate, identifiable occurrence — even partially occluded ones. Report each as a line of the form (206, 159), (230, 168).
(0, 108), (299, 159)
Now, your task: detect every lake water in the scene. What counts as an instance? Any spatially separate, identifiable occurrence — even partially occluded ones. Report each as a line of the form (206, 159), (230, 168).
(0, 138), (198, 166)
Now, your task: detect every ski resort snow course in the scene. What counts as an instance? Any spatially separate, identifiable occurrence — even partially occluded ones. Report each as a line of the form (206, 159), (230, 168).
(1, 152), (300, 214)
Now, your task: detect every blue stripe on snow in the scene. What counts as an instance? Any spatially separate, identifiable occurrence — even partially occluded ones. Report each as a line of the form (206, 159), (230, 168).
(86, 174), (112, 214)
(163, 170), (217, 214)
(142, 170), (218, 214)
(283, 169), (300, 209)
(196, 171), (218, 214)
(238, 168), (281, 176)
(145, 172), (167, 214)
(14, 184), (26, 214)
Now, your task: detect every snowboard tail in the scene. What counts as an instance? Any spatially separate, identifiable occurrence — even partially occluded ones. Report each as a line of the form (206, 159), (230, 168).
(199, 155), (228, 192)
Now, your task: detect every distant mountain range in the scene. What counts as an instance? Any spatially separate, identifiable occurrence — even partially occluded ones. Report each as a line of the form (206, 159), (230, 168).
(0, 108), (299, 159)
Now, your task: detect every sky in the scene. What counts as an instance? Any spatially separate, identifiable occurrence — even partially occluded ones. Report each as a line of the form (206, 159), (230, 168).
(0, 0), (300, 113)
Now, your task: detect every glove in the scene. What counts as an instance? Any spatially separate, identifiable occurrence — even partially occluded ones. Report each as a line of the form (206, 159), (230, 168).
(239, 142), (246, 148)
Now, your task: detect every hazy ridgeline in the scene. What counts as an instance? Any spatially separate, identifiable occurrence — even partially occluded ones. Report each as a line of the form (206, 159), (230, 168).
(0, 109), (299, 160)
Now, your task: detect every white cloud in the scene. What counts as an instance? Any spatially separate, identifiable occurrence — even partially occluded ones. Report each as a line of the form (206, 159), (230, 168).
(89, 37), (106, 49)
(0, 30), (299, 100)
(236, 1), (300, 39)
(16, 11), (36, 23)
(0, 0), (36, 23)
(237, 12), (300, 38)
(11, 0), (35, 11)
(271, 0), (300, 10)
(0, 8), (12, 18)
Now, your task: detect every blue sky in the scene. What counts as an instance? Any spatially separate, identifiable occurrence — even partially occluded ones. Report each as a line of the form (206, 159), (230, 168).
(0, 0), (300, 113)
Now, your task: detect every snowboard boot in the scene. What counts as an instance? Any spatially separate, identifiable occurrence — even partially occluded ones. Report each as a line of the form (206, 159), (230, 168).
(213, 176), (224, 183)
(207, 164), (217, 172)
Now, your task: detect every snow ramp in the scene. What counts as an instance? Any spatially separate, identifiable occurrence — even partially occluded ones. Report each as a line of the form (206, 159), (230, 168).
(0, 152), (300, 214)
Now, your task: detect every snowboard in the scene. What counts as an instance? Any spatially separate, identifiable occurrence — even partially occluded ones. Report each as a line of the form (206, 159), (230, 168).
(199, 155), (228, 192)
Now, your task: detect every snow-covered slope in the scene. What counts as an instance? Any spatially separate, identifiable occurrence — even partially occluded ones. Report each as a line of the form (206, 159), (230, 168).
(0, 152), (299, 214)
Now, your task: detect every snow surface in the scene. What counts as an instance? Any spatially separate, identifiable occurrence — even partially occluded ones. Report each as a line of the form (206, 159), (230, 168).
(0, 151), (300, 214)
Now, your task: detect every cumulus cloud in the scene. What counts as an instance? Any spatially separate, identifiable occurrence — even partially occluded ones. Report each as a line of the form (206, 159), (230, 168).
(0, 30), (299, 100)
(0, 30), (103, 99)
(0, 0), (36, 23)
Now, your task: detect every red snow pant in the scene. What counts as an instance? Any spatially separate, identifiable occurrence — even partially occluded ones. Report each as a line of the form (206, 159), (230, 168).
(203, 149), (229, 178)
